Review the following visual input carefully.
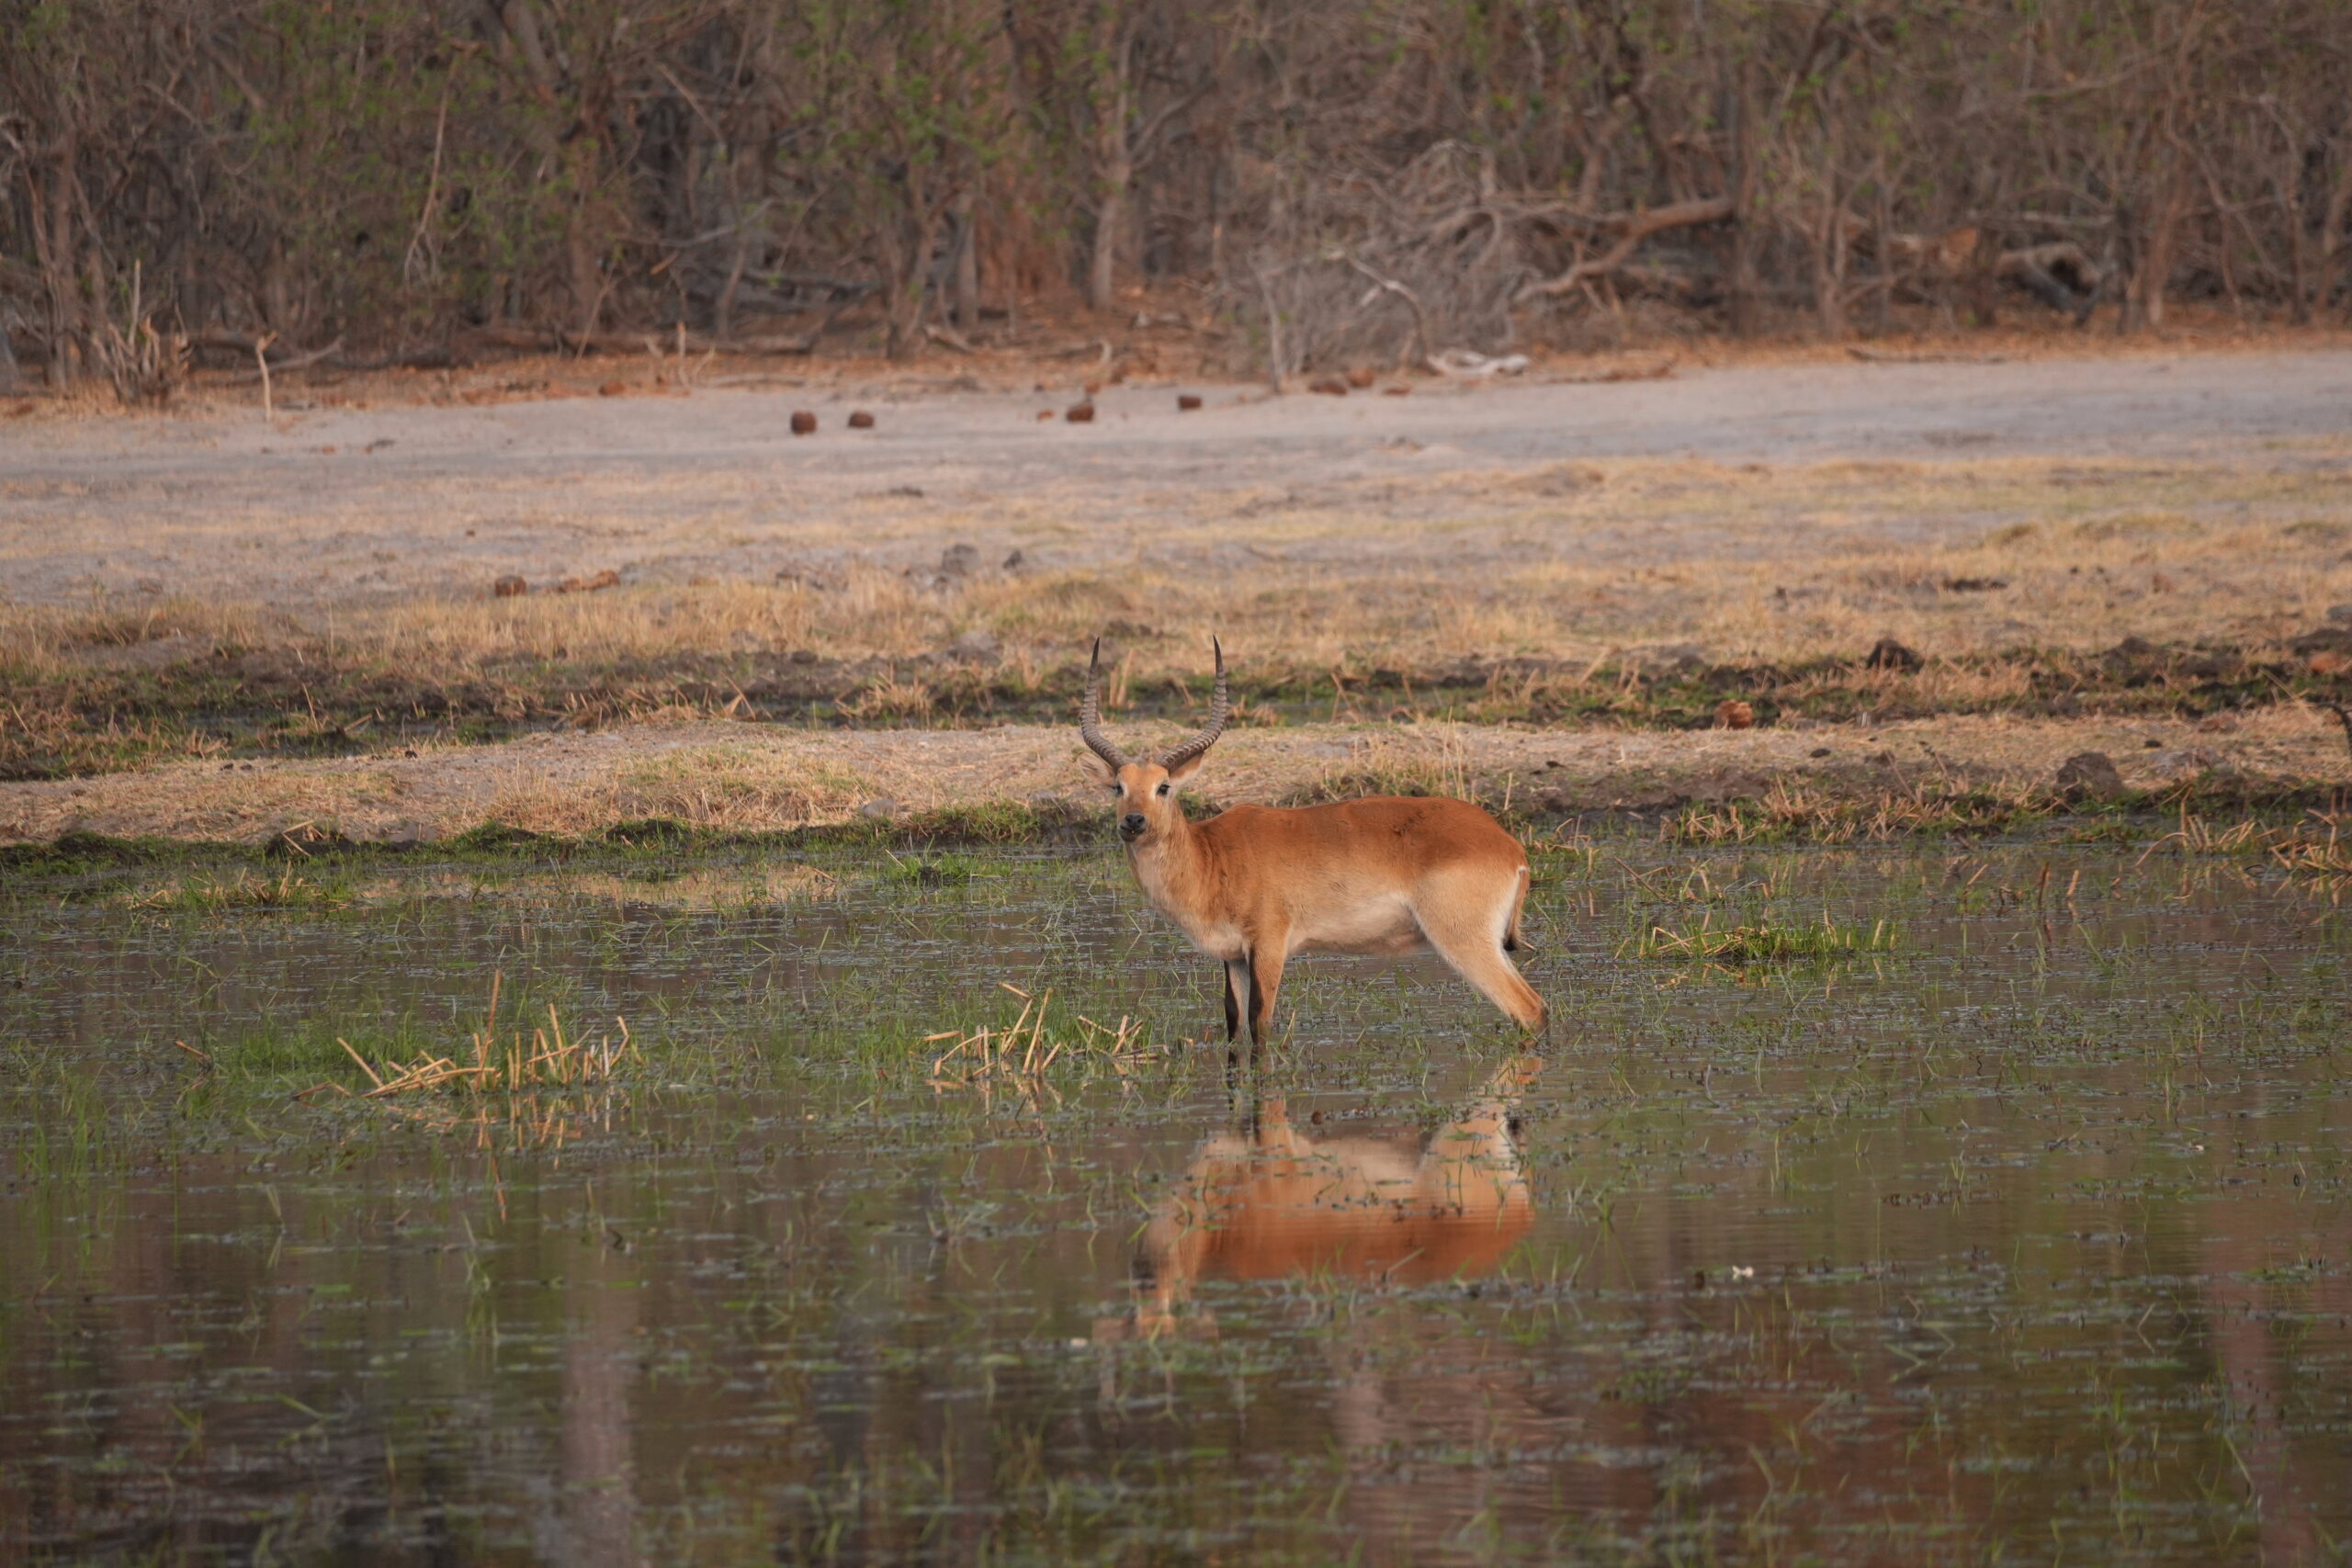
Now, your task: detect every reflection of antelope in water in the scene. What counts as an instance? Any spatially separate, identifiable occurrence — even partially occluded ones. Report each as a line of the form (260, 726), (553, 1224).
(1102, 1057), (1542, 1338)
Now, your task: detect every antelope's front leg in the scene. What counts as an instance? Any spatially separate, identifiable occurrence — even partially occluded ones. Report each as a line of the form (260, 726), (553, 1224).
(1222, 960), (1247, 1043)
(1246, 940), (1288, 1050)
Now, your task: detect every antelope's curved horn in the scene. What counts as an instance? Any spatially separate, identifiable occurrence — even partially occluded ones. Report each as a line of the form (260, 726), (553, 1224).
(1079, 637), (1130, 771)
(1157, 637), (1229, 771)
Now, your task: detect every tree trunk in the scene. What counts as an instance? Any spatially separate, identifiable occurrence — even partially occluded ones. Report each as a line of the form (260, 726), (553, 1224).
(1812, 164), (1849, 339)
(1087, 34), (1132, 314)
(2319, 136), (2352, 324)
(1089, 173), (1126, 312)
(953, 192), (980, 332)
(1724, 66), (1759, 337)
(2128, 161), (2191, 333)
(29, 142), (81, 388)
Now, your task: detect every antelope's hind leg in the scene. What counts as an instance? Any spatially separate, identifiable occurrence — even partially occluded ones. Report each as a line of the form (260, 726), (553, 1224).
(1417, 874), (1548, 1033)
(1223, 961), (1247, 1042)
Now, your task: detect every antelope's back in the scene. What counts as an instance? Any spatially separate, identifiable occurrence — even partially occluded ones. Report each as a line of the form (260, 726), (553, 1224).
(1204, 795), (1526, 879)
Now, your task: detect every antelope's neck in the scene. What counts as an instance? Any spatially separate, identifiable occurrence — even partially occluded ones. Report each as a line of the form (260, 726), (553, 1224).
(1125, 813), (1234, 955)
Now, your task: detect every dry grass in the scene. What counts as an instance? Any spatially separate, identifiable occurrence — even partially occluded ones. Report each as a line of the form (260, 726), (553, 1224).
(924, 984), (1154, 1091)
(471, 745), (871, 836)
(330, 982), (637, 1100)
(9, 449), (2348, 699)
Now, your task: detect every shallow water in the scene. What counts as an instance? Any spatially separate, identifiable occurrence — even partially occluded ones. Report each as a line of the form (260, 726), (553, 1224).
(4, 843), (2348, 1565)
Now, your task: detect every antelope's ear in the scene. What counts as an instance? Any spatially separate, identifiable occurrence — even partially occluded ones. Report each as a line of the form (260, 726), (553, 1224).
(1165, 750), (1210, 784)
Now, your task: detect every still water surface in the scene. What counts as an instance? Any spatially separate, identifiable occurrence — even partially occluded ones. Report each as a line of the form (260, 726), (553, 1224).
(3, 845), (2347, 1563)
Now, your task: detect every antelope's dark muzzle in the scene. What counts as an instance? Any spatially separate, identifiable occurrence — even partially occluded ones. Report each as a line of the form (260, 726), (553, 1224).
(1119, 812), (1148, 841)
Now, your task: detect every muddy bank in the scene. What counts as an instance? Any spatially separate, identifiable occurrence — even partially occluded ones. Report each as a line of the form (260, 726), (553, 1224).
(10, 630), (2352, 783)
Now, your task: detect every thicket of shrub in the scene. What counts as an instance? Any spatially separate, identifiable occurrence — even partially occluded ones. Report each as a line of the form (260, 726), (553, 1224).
(4, 1), (2346, 393)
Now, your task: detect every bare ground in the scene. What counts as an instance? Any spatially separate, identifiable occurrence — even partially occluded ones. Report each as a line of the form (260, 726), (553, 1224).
(6, 342), (2351, 840)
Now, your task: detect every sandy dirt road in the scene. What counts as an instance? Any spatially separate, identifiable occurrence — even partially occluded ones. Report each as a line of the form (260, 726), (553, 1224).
(6, 347), (2348, 612)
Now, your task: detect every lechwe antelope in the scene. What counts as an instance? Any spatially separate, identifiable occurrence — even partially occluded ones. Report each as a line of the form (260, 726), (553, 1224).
(1080, 638), (1546, 1052)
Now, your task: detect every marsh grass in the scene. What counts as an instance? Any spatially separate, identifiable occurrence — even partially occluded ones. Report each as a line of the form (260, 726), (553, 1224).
(334, 1007), (636, 1100)
(1633, 910), (1897, 963)
(121, 866), (351, 911)
(881, 848), (979, 886)
(924, 983), (1155, 1090)
(1666, 781), (2057, 845)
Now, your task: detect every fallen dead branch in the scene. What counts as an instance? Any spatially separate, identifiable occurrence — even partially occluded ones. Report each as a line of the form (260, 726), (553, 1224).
(1512, 197), (1736, 305)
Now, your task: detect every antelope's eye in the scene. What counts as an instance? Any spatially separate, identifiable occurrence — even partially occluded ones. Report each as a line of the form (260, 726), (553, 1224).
(1156, 782), (1170, 796)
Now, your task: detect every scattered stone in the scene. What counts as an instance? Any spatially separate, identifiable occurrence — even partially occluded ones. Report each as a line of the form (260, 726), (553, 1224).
(2145, 748), (2219, 780)
(1382, 384), (1411, 395)
(2105, 634), (2160, 660)
(1002, 549), (1025, 571)
(2327, 604), (2352, 626)
(554, 569), (620, 593)
(790, 410), (818, 435)
(946, 628), (1000, 662)
(1809, 746), (1832, 758)
(492, 575), (527, 597)
(1521, 463), (1605, 497)
(1346, 367), (1377, 389)
(1066, 402), (1095, 423)
(847, 410), (876, 429)
(2143, 735), (2164, 749)
(1177, 393), (1203, 411)
(1307, 376), (1349, 396)
(1940, 576), (2007, 592)
(2289, 624), (2352, 655)
(2311, 649), (2351, 676)
(939, 543), (982, 578)
(1865, 637), (1923, 671)
(2052, 751), (2124, 800)
(598, 379), (627, 397)
(1714, 699), (1755, 729)
(788, 649), (819, 664)
(858, 798), (901, 822)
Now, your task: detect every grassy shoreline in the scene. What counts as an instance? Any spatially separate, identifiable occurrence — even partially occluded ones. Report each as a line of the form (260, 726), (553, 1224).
(9, 769), (2348, 876)
(9, 635), (2352, 782)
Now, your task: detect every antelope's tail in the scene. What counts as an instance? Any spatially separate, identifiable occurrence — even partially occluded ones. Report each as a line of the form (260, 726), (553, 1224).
(1503, 863), (1534, 953)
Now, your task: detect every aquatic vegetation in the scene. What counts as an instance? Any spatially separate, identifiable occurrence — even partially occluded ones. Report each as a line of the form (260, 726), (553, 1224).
(1634, 909), (1896, 963)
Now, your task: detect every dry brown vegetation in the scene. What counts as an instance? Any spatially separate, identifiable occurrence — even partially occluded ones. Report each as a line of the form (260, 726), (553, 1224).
(7, 437), (2349, 782)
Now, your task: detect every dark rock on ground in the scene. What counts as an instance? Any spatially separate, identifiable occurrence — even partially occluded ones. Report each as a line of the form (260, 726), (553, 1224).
(2053, 750), (2124, 799)
(1865, 637), (1923, 671)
